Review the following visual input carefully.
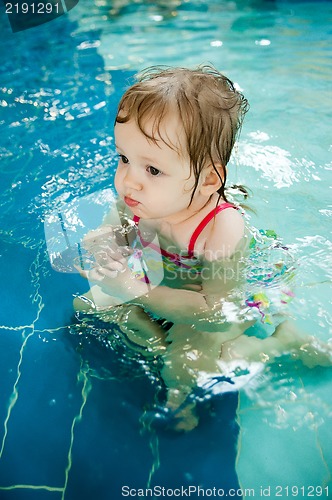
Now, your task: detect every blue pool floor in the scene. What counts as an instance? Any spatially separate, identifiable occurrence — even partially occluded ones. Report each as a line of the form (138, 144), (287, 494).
(0, 259), (241, 498)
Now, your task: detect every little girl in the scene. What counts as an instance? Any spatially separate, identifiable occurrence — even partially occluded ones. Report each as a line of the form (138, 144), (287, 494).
(74, 65), (330, 430)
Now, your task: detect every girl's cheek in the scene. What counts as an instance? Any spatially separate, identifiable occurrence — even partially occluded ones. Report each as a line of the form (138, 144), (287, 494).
(183, 178), (196, 194)
(114, 166), (121, 184)
(114, 167), (122, 189)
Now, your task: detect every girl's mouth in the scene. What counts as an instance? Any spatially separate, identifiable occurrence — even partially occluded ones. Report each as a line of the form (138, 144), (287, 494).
(124, 196), (140, 207)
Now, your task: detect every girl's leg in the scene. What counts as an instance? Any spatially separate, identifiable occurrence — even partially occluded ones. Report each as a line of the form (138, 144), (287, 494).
(73, 285), (120, 311)
(160, 321), (331, 431)
(161, 324), (240, 431)
(221, 320), (332, 367)
(117, 305), (168, 355)
(74, 286), (168, 355)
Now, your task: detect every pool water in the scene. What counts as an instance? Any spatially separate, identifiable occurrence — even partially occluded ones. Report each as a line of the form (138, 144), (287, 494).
(0, 0), (331, 498)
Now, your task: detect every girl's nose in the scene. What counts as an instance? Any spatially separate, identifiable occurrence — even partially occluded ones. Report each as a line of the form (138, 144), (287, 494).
(123, 166), (143, 191)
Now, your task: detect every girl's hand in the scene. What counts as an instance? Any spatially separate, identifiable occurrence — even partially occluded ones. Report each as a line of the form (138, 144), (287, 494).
(81, 254), (150, 303)
(83, 224), (131, 266)
(75, 224), (133, 278)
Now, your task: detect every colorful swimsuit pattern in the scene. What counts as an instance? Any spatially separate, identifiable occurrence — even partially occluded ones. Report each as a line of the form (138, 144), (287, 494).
(244, 229), (295, 326)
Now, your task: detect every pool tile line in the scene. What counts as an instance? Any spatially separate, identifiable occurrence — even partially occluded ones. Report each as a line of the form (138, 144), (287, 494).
(0, 360), (96, 497)
(140, 387), (166, 489)
(0, 325), (31, 331)
(298, 373), (331, 488)
(0, 484), (63, 493)
(146, 430), (160, 489)
(315, 427), (331, 489)
(61, 360), (92, 500)
(35, 325), (73, 345)
(301, 371), (331, 489)
(234, 392), (244, 491)
(0, 335), (92, 497)
(0, 248), (46, 460)
(0, 329), (34, 460)
(298, 372), (332, 487)
(29, 246), (46, 318)
(236, 371), (331, 491)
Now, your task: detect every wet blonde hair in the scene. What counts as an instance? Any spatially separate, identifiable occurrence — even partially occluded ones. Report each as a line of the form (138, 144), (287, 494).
(115, 65), (249, 204)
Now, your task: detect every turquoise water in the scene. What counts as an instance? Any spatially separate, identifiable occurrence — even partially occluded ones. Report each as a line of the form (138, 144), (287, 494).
(0, 0), (331, 498)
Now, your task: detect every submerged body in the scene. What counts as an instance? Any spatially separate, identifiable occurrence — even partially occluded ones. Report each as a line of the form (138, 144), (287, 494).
(74, 194), (307, 430)
(74, 66), (331, 430)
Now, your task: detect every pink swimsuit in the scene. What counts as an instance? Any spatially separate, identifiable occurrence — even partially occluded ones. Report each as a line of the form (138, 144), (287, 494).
(132, 202), (236, 274)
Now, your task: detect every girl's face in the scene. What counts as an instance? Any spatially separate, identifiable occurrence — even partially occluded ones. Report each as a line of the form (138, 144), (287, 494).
(114, 115), (207, 223)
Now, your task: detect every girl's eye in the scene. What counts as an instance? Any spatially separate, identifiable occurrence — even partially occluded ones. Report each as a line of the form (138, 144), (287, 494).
(147, 166), (162, 177)
(118, 154), (129, 164)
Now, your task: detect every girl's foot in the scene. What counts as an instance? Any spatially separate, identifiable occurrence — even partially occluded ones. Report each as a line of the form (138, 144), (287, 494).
(171, 404), (200, 432)
(221, 321), (332, 368)
(141, 403), (199, 433)
(273, 321), (332, 368)
(164, 388), (200, 432)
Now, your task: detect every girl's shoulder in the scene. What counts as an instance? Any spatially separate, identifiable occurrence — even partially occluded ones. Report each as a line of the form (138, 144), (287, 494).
(204, 205), (247, 261)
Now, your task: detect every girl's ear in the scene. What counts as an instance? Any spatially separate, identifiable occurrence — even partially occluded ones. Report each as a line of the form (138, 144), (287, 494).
(200, 164), (224, 196)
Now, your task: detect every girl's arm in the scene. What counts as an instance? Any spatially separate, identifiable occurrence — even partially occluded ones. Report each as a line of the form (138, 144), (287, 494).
(82, 206), (249, 329)
(132, 252), (247, 330)
(92, 238), (248, 331)
(133, 285), (209, 324)
(81, 263), (244, 332)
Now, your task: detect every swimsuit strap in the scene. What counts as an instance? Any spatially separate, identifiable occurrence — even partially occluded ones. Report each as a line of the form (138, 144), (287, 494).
(187, 202), (236, 256)
(132, 203), (237, 257)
